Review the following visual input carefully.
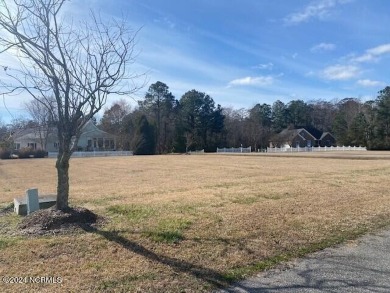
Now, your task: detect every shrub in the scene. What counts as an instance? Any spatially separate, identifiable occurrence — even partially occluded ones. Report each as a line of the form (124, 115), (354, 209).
(15, 148), (34, 159)
(0, 148), (48, 160)
(9, 148), (48, 159)
(34, 149), (48, 158)
(0, 149), (11, 160)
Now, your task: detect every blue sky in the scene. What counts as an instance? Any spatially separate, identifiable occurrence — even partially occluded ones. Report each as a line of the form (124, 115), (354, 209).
(1, 0), (390, 122)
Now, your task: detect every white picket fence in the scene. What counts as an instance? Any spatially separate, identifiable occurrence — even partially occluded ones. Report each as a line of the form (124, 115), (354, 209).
(48, 151), (133, 158)
(266, 146), (367, 153)
(217, 146), (252, 153)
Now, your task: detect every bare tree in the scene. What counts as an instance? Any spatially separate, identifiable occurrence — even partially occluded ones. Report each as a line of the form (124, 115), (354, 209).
(25, 98), (57, 150)
(99, 99), (132, 150)
(0, 0), (143, 210)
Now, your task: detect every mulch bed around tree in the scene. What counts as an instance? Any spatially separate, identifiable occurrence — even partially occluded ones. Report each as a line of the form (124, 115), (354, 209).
(18, 207), (103, 236)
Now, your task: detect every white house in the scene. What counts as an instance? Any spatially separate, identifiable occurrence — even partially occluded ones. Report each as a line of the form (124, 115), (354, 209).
(12, 120), (116, 152)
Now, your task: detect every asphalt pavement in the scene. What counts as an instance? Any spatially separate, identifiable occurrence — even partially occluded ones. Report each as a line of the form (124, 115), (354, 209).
(218, 229), (390, 292)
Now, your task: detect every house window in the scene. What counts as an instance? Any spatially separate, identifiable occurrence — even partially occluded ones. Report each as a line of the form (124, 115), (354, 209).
(54, 142), (59, 149)
(14, 143), (20, 150)
(27, 142), (37, 150)
(98, 138), (103, 148)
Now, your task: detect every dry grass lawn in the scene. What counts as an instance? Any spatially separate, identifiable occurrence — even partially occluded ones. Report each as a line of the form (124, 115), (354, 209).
(1, 152), (390, 292)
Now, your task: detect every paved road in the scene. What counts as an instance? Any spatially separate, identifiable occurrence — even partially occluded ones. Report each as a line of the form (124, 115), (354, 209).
(219, 229), (390, 292)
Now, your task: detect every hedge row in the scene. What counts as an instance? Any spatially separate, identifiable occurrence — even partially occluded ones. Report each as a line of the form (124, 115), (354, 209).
(0, 148), (48, 159)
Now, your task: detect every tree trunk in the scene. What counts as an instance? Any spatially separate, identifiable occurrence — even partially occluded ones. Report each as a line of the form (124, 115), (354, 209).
(55, 150), (71, 210)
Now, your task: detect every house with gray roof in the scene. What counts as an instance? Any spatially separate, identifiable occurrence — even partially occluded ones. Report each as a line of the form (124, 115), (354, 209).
(270, 128), (336, 148)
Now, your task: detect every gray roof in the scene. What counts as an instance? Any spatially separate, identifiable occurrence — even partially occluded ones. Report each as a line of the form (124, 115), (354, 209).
(319, 132), (335, 140)
(277, 128), (316, 142)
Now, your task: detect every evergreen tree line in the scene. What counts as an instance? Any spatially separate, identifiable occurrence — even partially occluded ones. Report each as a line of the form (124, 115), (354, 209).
(97, 82), (390, 153)
(3, 82), (389, 153)
(2, 82), (390, 153)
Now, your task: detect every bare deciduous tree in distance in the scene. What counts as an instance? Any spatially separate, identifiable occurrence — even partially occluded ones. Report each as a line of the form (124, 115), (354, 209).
(25, 98), (57, 151)
(0, 0), (143, 210)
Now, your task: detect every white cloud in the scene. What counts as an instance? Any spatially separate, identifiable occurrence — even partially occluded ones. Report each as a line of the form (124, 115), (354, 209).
(352, 54), (376, 63)
(285, 0), (353, 24)
(321, 64), (360, 80)
(154, 17), (176, 29)
(228, 76), (274, 87)
(253, 62), (274, 70)
(352, 43), (390, 63)
(311, 42), (336, 52)
(368, 43), (390, 55)
(357, 79), (383, 87)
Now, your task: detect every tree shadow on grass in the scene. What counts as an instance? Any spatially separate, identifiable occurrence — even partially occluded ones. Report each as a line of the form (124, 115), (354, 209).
(81, 225), (230, 289)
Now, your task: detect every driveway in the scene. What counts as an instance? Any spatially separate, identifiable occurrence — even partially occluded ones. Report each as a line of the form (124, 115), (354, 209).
(219, 229), (390, 292)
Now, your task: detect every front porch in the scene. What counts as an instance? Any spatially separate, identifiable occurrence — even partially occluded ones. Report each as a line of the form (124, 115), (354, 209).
(84, 137), (116, 151)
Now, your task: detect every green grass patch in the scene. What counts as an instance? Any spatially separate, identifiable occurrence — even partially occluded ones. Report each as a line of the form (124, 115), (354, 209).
(106, 204), (156, 221)
(231, 196), (259, 205)
(222, 254), (290, 282)
(170, 203), (207, 216)
(143, 218), (192, 243)
(85, 195), (123, 206)
(0, 210), (23, 236)
(0, 202), (14, 213)
(71, 195), (123, 207)
(0, 237), (18, 250)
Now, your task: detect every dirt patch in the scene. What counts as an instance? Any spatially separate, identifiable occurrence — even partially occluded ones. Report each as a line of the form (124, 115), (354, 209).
(18, 207), (103, 236)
